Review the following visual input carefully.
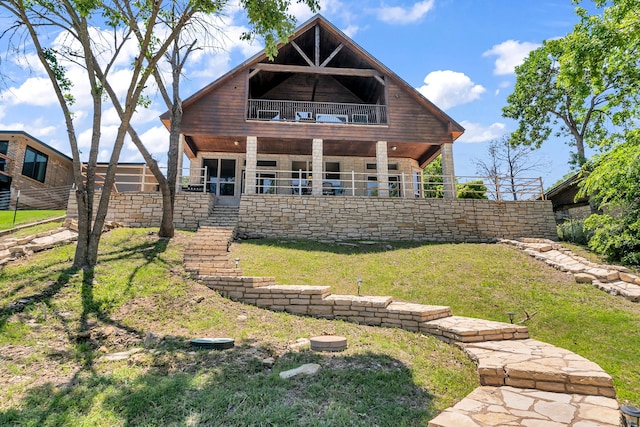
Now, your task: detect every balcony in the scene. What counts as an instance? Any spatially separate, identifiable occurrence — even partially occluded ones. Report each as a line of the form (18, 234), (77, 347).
(247, 99), (388, 125)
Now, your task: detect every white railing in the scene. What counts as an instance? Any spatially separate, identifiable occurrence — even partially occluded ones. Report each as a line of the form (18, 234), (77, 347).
(247, 99), (388, 125)
(246, 169), (545, 201)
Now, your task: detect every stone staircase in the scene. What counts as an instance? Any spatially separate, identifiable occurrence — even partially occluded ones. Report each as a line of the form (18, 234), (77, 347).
(183, 228), (619, 426)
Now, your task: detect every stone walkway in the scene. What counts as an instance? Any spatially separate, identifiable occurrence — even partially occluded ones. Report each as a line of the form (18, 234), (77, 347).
(501, 238), (640, 302)
(184, 227), (622, 426)
(428, 386), (619, 426)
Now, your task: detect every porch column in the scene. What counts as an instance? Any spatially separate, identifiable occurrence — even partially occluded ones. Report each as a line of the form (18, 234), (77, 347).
(441, 142), (456, 199)
(245, 136), (257, 195)
(312, 138), (323, 195)
(376, 141), (389, 197)
(176, 134), (185, 193)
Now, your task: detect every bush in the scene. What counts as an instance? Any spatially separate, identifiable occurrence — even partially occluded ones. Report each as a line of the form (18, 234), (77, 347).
(583, 213), (640, 266)
(557, 219), (590, 245)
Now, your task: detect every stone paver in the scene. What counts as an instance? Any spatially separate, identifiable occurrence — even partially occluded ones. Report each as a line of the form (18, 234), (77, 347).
(428, 386), (619, 426)
(422, 316), (529, 343)
(0, 227), (78, 264)
(502, 238), (640, 302)
(463, 339), (615, 397)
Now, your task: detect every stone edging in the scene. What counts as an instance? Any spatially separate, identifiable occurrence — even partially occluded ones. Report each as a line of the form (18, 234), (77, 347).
(501, 238), (640, 302)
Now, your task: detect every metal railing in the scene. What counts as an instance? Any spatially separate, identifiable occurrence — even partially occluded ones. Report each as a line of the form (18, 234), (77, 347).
(247, 99), (388, 125)
(245, 169), (545, 201)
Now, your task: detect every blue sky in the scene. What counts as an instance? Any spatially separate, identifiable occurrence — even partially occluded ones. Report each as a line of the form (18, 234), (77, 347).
(0, 0), (601, 189)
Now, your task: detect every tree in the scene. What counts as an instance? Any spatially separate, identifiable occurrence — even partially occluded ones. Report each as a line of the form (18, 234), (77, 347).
(473, 135), (544, 200)
(580, 129), (640, 265)
(423, 156), (488, 199)
(503, 0), (640, 167)
(0, 0), (318, 268)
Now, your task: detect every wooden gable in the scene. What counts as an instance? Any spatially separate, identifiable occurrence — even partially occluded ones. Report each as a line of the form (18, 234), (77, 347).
(164, 15), (464, 167)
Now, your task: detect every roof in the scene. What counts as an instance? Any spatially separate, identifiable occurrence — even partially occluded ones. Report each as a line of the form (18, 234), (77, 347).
(0, 130), (73, 162)
(161, 14), (464, 140)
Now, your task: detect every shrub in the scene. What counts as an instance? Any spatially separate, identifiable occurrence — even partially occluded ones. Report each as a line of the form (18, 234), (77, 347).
(557, 219), (590, 245)
(583, 213), (640, 266)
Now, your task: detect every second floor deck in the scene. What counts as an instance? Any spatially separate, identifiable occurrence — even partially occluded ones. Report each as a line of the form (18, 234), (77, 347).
(247, 99), (388, 125)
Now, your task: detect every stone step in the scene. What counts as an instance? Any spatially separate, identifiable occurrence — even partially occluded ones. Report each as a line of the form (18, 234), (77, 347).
(593, 280), (640, 302)
(428, 386), (619, 427)
(422, 316), (529, 343)
(463, 339), (615, 397)
(384, 301), (451, 322)
(324, 294), (393, 308)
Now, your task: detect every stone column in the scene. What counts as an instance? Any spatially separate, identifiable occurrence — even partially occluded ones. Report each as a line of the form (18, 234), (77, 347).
(376, 141), (389, 197)
(312, 138), (323, 195)
(441, 142), (456, 199)
(245, 136), (257, 195)
(176, 134), (185, 193)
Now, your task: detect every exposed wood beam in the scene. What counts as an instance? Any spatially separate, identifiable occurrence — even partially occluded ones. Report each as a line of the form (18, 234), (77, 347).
(374, 75), (385, 86)
(248, 68), (260, 78)
(291, 41), (314, 67)
(320, 43), (343, 67)
(254, 63), (383, 78)
(315, 25), (320, 66)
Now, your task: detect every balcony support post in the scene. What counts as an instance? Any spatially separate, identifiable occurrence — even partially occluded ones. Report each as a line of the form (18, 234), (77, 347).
(441, 142), (456, 199)
(176, 134), (184, 193)
(312, 138), (323, 195)
(245, 136), (258, 195)
(376, 141), (389, 197)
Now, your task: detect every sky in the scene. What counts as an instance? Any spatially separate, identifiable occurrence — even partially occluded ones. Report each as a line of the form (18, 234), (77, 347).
(0, 0), (604, 190)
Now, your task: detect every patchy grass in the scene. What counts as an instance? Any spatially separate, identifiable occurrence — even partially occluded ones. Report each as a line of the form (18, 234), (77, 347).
(0, 210), (65, 231)
(232, 238), (640, 404)
(0, 229), (476, 426)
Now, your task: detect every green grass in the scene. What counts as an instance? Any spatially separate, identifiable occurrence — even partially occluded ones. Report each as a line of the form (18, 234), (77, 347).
(232, 238), (640, 404)
(0, 210), (65, 230)
(0, 229), (476, 426)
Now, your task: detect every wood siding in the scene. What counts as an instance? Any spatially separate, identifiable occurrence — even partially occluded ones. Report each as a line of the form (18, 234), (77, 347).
(180, 72), (451, 146)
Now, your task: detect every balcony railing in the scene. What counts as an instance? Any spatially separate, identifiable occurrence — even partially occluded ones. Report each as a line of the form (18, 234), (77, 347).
(247, 99), (388, 125)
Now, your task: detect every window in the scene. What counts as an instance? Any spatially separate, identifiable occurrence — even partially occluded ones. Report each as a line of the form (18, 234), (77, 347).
(22, 146), (48, 182)
(0, 140), (8, 173)
(257, 160), (277, 167)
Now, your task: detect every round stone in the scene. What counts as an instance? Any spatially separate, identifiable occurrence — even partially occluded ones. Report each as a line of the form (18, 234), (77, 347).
(310, 335), (347, 352)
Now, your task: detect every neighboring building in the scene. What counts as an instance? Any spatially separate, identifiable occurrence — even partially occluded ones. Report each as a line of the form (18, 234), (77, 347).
(161, 14), (464, 205)
(0, 130), (74, 209)
(545, 173), (597, 222)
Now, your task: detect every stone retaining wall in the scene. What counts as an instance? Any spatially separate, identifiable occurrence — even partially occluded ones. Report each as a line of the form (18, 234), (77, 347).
(238, 196), (557, 242)
(66, 191), (212, 231)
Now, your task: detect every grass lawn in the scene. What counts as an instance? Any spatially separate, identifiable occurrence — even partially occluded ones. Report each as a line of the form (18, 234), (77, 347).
(0, 210), (66, 231)
(232, 238), (640, 404)
(0, 228), (477, 426)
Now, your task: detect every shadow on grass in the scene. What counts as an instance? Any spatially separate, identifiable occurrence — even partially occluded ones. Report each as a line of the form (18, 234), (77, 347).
(0, 346), (436, 426)
(237, 237), (448, 255)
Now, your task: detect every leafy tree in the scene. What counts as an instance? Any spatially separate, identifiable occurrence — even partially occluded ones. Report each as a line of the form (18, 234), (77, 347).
(473, 134), (544, 200)
(0, 0), (317, 268)
(503, 0), (640, 167)
(580, 129), (640, 265)
(423, 156), (487, 199)
(456, 180), (487, 199)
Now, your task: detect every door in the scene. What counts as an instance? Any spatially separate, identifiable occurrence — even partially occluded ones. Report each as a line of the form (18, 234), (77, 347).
(203, 158), (237, 199)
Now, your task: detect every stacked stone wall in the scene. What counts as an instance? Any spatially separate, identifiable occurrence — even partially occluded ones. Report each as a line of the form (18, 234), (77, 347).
(238, 196), (557, 242)
(66, 191), (212, 231)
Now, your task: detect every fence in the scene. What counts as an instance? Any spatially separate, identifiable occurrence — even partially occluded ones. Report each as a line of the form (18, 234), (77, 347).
(0, 185), (72, 211)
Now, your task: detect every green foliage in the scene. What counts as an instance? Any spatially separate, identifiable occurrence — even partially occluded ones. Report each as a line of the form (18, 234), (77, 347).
(423, 156), (444, 198)
(580, 129), (640, 265)
(557, 219), (590, 245)
(504, 0), (640, 167)
(456, 180), (488, 199)
(241, 0), (319, 59)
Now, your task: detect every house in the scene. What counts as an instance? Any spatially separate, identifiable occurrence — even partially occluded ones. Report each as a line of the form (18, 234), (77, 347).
(0, 130), (74, 210)
(161, 14), (465, 205)
(544, 173), (597, 222)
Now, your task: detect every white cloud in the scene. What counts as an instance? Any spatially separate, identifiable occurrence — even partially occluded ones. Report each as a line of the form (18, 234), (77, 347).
(482, 40), (540, 75)
(139, 125), (170, 155)
(342, 24), (360, 38)
(376, 0), (434, 24)
(457, 121), (506, 143)
(1, 77), (58, 107)
(417, 70), (485, 110)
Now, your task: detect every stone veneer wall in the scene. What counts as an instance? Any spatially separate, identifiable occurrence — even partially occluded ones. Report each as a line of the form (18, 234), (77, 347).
(66, 191), (212, 231)
(238, 195), (557, 242)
